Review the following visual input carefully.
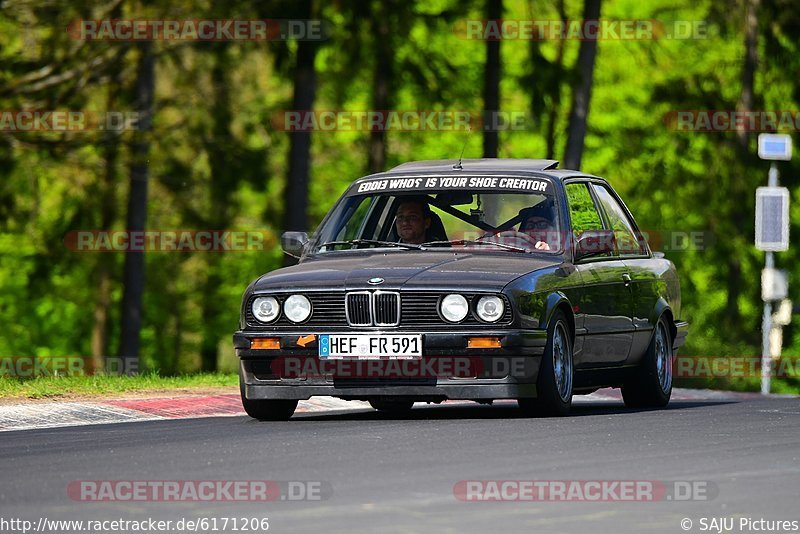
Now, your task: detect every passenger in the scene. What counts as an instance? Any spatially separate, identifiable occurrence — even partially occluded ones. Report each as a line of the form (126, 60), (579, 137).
(519, 204), (556, 251)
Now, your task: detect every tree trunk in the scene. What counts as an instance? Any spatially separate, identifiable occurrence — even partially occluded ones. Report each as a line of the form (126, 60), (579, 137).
(91, 106), (120, 374)
(368, 5), (393, 173)
(482, 0), (502, 158)
(726, 0), (760, 327)
(737, 0), (759, 151)
(563, 0), (601, 170)
(284, 0), (319, 236)
(91, 5), (125, 375)
(117, 42), (155, 373)
(199, 46), (234, 372)
(545, 0), (566, 160)
(91, 270), (112, 374)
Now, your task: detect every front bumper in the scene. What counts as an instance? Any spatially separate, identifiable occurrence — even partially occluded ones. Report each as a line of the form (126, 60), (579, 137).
(674, 321), (689, 351)
(234, 329), (547, 401)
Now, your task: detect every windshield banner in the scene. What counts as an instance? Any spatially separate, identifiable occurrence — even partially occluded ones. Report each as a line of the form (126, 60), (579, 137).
(352, 176), (552, 194)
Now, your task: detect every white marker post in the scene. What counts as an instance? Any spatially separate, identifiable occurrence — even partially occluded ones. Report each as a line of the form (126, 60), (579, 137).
(756, 134), (792, 394)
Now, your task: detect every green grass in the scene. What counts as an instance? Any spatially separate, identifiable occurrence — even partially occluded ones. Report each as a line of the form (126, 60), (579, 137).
(0, 372), (238, 400)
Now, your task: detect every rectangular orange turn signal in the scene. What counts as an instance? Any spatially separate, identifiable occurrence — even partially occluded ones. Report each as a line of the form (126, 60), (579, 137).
(251, 338), (280, 350)
(467, 337), (502, 349)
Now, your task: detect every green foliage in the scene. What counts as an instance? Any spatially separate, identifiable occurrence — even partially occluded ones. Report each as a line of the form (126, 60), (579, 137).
(1, 0), (799, 394)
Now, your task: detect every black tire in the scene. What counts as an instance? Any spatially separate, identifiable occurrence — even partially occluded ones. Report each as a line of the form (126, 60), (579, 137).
(239, 374), (297, 421)
(519, 310), (573, 417)
(368, 399), (415, 413)
(621, 315), (673, 408)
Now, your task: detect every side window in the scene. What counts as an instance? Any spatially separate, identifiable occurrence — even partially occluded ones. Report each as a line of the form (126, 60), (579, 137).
(590, 184), (646, 256)
(565, 183), (604, 236)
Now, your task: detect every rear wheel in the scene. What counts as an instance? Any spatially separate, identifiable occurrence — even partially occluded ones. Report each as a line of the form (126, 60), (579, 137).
(239, 373), (297, 421)
(621, 316), (673, 408)
(519, 310), (573, 417)
(368, 399), (415, 413)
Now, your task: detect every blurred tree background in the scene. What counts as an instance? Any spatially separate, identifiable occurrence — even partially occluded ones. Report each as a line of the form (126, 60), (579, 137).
(1, 0), (798, 392)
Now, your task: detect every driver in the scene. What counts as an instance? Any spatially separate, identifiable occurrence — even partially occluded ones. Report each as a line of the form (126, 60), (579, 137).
(519, 203), (556, 251)
(394, 197), (432, 245)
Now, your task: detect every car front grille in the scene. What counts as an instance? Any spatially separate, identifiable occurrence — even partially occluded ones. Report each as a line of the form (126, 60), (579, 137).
(345, 292), (372, 326)
(372, 292), (400, 326)
(345, 291), (400, 326)
(245, 291), (511, 327)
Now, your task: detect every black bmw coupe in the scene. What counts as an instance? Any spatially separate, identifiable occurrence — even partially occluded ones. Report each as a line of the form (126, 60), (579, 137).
(233, 159), (688, 420)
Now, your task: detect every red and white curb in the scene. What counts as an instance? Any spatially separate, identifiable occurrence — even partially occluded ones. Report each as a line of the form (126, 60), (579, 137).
(0, 395), (370, 432)
(0, 388), (764, 432)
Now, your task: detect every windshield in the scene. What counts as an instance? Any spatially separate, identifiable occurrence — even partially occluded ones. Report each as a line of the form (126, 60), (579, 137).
(309, 187), (563, 255)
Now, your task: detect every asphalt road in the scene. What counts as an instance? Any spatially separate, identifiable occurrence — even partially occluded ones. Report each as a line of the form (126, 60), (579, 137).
(1, 396), (799, 534)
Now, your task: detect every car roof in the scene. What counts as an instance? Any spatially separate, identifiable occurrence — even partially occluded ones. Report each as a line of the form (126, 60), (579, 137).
(371, 158), (600, 182)
(386, 158), (559, 174)
(344, 160), (607, 198)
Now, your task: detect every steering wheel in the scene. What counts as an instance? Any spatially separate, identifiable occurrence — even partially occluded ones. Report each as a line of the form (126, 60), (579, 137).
(480, 230), (551, 251)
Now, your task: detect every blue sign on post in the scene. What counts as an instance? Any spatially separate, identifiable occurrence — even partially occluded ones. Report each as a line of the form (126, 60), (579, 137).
(758, 133), (792, 161)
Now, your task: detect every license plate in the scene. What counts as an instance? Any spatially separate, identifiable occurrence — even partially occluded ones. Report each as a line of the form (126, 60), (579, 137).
(319, 334), (422, 359)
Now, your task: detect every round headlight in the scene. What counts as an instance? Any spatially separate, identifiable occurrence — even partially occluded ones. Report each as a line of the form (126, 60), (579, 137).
(252, 296), (279, 323)
(476, 295), (505, 322)
(440, 294), (469, 323)
(284, 294), (312, 323)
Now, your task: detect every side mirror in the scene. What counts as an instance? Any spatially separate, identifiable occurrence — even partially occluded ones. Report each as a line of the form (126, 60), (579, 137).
(281, 231), (309, 258)
(574, 230), (616, 261)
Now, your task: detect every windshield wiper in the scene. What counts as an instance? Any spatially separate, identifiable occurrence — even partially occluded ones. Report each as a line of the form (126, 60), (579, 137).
(317, 239), (422, 250)
(421, 239), (528, 253)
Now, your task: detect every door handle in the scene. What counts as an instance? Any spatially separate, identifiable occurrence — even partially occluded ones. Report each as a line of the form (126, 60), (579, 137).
(622, 273), (632, 287)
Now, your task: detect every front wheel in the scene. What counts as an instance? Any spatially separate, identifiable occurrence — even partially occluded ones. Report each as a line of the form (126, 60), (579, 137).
(519, 310), (573, 417)
(369, 399), (415, 413)
(242, 398), (298, 421)
(240, 374), (298, 421)
(621, 316), (673, 408)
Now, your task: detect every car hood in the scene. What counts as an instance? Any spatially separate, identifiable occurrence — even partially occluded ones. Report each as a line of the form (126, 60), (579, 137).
(251, 250), (561, 292)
